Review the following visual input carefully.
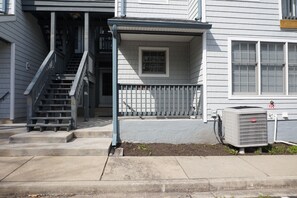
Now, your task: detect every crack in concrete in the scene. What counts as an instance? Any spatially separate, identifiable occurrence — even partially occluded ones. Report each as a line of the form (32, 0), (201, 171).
(0, 156), (35, 182)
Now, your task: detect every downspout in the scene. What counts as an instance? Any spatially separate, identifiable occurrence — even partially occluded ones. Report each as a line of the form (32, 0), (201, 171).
(121, 0), (126, 18)
(112, 25), (119, 146)
(196, 0), (202, 21)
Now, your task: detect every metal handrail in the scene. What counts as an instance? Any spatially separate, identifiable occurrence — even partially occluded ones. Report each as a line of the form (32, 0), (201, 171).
(24, 50), (55, 96)
(24, 50), (64, 122)
(0, 91), (9, 102)
(69, 51), (88, 128)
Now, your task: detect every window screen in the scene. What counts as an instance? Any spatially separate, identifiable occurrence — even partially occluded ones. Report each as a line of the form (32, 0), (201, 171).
(261, 43), (285, 93)
(142, 50), (166, 74)
(232, 41), (257, 94)
(288, 43), (297, 93)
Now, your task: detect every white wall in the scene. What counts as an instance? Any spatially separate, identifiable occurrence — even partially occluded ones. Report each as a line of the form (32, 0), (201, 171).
(205, 0), (297, 120)
(118, 40), (190, 84)
(189, 36), (203, 84)
(118, 0), (189, 20)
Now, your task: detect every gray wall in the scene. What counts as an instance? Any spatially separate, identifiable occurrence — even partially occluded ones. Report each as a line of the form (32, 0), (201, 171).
(119, 119), (297, 144)
(118, 40), (190, 84)
(22, 0), (114, 12)
(205, 0), (297, 120)
(0, 40), (10, 119)
(0, 0), (48, 120)
(189, 36), (203, 84)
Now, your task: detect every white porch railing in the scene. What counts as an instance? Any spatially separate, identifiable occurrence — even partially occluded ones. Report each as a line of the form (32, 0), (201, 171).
(118, 84), (203, 117)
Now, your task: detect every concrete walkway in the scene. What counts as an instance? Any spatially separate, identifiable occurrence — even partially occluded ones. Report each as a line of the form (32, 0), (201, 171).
(0, 155), (297, 196)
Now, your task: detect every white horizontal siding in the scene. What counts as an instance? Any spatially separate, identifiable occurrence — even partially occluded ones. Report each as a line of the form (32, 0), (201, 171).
(188, 0), (198, 20)
(118, 0), (188, 19)
(118, 40), (190, 84)
(189, 36), (203, 84)
(0, 0), (48, 120)
(0, 40), (10, 119)
(206, 0), (297, 120)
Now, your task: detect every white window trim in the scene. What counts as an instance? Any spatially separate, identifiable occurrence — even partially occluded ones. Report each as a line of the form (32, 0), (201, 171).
(138, 0), (168, 5)
(228, 37), (297, 100)
(139, 47), (169, 77)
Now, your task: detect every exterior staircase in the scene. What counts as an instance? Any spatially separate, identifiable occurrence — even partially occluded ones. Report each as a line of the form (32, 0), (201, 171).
(26, 53), (82, 132)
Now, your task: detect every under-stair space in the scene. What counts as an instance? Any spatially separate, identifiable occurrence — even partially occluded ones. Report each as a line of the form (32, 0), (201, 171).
(26, 53), (83, 132)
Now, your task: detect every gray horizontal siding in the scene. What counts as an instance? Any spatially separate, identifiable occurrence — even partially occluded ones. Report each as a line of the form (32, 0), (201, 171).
(0, 0), (48, 120)
(118, 40), (190, 84)
(22, 0), (114, 12)
(0, 40), (10, 119)
(118, 0), (188, 20)
(189, 36), (203, 84)
(206, 0), (297, 120)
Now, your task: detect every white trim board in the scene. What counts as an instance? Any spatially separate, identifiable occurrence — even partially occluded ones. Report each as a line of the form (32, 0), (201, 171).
(228, 37), (297, 99)
(138, 46), (170, 78)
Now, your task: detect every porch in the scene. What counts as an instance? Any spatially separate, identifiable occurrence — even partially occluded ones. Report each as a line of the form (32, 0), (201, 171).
(108, 17), (211, 145)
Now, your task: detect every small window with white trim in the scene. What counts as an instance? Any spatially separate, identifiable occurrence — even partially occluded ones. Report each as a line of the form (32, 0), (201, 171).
(288, 43), (297, 94)
(139, 47), (169, 77)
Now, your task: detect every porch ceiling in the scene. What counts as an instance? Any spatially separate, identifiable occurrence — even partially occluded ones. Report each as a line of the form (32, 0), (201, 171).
(108, 17), (212, 36)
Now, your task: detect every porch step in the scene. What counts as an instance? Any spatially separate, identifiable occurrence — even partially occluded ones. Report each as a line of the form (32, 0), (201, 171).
(0, 138), (111, 156)
(9, 132), (73, 144)
(74, 125), (112, 138)
(0, 127), (27, 139)
(26, 123), (71, 132)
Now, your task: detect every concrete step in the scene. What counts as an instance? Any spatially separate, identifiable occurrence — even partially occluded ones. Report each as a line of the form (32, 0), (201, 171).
(0, 138), (111, 156)
(0, 127), (27, 138)
(74, 130), (112, 138)
(74, 124), (112, 138)
(9, 132), (74, 144)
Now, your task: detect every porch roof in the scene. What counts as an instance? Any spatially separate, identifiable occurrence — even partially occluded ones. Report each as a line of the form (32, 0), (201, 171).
(108, 17), (212, 36)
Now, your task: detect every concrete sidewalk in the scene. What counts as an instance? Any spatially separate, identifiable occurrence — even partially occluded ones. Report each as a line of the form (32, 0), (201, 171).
(0, 155), (297, 196)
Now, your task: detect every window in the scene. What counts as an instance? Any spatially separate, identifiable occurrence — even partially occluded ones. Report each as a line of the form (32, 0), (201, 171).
(231, 39), (297, 96)
(0, 0), (7, 13)
(289, 43), (297, 93)
(139, 47), (169, 77)
(0, 0), (15, 15)
(282, 0), (297, 19)
(232, 42), (257, 94)
(261, 43), (285, 93)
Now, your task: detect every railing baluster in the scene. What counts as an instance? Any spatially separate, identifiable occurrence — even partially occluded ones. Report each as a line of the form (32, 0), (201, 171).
(130, 85), (132, 116)
(173, 86), (175, 116)
(177, 86), (180, 116)
(125, 85), (127, 116)
(118, 84), (201, 118)
(158, 86), (161, 116)
(168, 86), (171, 116)
(145, 85), (147, 116)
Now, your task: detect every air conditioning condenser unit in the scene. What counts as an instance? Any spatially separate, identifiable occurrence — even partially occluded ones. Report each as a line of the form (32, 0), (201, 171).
(223, 106), (268, 148)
